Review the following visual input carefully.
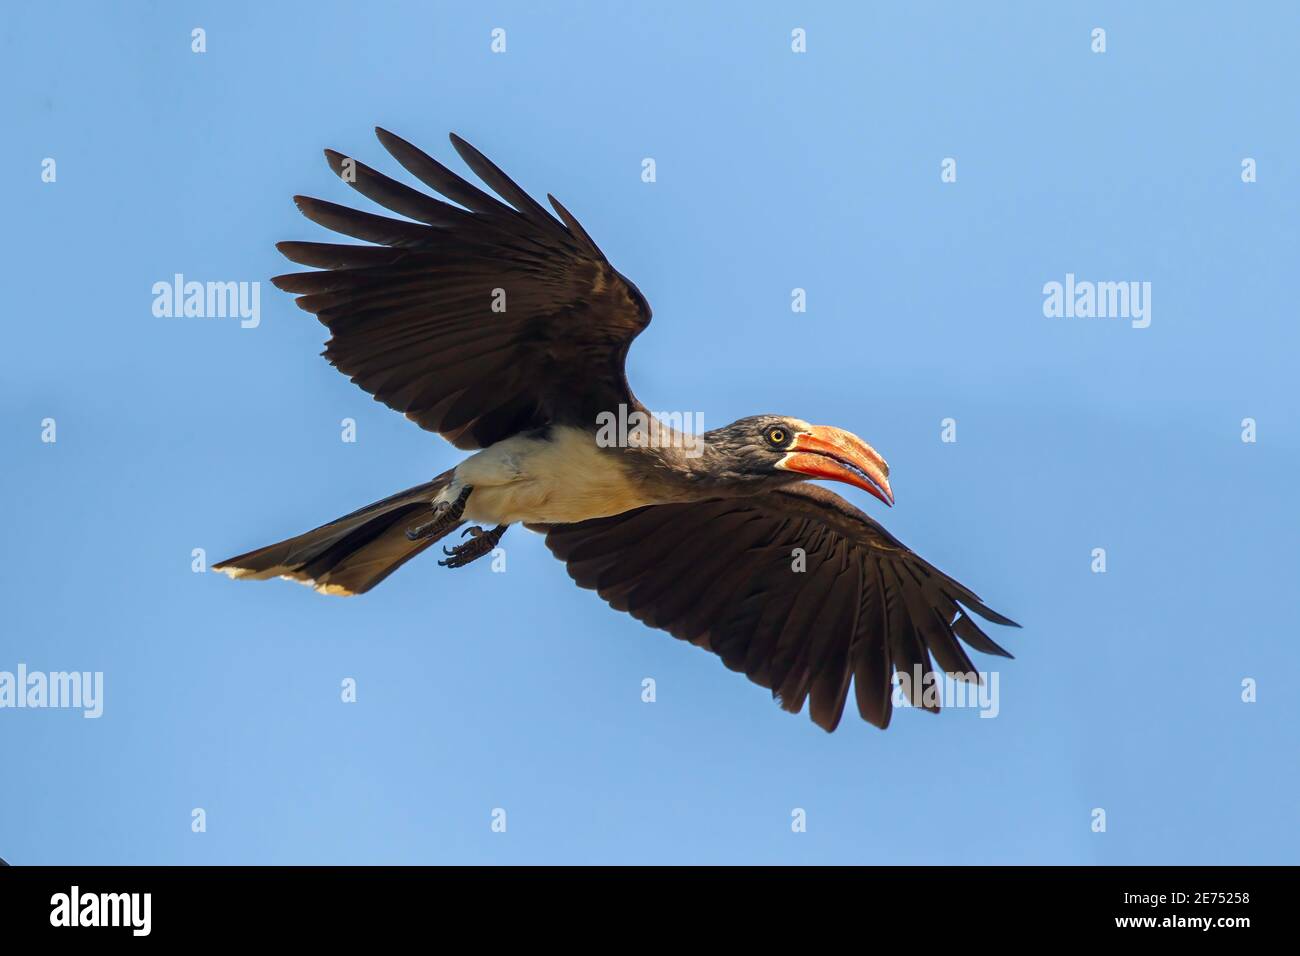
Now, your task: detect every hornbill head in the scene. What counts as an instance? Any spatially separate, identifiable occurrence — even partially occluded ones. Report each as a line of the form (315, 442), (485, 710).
(705, 415), (894, 506)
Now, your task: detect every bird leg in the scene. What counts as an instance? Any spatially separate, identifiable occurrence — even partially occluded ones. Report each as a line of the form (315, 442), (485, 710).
(406, 485), (472, 541)
(438, 524), (508, 569)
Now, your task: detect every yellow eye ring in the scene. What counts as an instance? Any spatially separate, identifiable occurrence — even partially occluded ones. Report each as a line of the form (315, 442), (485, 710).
(768, 428), (786, 445)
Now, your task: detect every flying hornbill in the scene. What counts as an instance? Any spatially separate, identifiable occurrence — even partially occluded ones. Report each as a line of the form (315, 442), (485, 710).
(215, 129), (1019, 732)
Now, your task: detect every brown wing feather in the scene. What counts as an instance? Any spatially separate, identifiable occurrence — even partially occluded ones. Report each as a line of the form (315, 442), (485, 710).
(274, 128), (652, 449)
(536, 483), (1019, 732)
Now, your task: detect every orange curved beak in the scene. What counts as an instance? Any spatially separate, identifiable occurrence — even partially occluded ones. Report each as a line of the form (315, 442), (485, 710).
(777, 425), (894, 506)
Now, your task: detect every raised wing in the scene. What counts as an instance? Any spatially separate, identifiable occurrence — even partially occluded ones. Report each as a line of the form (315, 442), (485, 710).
(537, 484), (1019, 732)
(273, 129), (652, 449)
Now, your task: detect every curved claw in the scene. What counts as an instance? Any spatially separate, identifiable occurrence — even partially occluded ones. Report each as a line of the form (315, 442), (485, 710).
(436, 523), (507, 570)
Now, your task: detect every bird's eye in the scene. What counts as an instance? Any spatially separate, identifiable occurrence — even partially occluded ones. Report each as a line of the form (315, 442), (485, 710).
(767, 427), (787, 447)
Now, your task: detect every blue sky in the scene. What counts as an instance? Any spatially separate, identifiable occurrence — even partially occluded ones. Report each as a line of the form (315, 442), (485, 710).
(2, 1), (1297, 864)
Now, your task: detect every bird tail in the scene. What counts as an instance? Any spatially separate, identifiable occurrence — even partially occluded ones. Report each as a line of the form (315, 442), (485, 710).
(213, 470), (458, 596)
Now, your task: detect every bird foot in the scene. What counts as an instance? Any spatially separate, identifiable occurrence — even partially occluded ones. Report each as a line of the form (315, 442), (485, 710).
(406, 485), (472, 541)
(438, 524), (507, 568)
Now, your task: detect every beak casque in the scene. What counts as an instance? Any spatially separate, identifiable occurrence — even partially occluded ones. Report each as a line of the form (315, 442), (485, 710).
(777, 425), (894, 506)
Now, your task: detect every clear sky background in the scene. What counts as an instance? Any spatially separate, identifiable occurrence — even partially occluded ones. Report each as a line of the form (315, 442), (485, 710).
(2, 1), (1297, 864)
